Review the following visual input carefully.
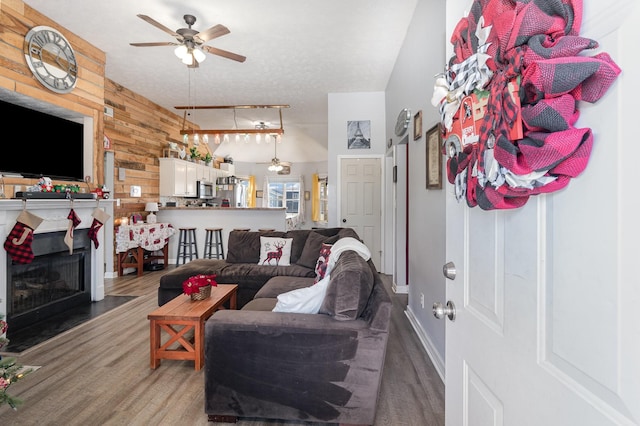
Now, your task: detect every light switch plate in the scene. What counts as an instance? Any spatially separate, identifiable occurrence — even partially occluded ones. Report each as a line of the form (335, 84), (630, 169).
(130, 185), (141, 197)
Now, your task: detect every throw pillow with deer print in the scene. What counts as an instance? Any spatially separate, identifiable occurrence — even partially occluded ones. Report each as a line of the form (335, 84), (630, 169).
(258, 237), (294, 266)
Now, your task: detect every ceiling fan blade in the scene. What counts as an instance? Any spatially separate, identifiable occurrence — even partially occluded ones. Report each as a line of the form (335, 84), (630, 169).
(194, 24), (230, 44)
(136, 14), (181, 39)
(202, 45), (246, 63)
(129, 42), (178, 47)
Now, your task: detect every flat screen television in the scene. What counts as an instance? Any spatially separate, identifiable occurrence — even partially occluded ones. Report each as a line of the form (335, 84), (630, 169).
(0, 99), (85, 182)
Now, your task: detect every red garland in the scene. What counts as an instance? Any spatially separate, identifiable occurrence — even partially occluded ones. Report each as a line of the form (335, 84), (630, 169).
(182, 274), (217, 295)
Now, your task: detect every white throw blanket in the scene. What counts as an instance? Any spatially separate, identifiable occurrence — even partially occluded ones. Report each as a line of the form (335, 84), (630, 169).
(272, 237), (371, 314)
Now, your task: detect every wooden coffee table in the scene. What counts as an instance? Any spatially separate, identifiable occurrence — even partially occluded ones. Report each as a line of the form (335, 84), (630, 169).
(148, 284), (237, 370)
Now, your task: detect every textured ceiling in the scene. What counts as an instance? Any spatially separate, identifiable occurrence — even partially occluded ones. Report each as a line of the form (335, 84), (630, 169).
(21, 0), (417, 164)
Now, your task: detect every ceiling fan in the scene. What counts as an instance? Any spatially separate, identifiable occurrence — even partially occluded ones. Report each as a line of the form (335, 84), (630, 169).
(258, 137), (291, 174)
(130, 14), (246, 67)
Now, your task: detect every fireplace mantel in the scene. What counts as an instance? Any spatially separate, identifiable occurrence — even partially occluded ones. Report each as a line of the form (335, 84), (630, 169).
(0, 199), (114, 316)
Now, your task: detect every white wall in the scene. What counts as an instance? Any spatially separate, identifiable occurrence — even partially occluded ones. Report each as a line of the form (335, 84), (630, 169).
(385, 0), (447, 373)
(327, 92), (386, 226)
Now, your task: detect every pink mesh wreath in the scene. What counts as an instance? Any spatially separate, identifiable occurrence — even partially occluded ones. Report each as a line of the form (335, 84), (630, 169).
(432, 0), (621, 210)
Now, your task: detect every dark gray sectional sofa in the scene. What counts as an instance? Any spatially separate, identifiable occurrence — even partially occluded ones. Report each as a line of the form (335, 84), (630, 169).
(157, 227), (359, 307)
(156, 227), (392, 425)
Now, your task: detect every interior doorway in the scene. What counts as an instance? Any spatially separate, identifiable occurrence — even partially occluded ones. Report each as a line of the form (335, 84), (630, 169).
(338, 157), (382, 269)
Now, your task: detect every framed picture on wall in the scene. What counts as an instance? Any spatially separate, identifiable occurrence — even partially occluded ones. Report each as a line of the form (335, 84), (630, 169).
(413, 110), (422, 141)
(347, 120), (371, 149)
(426, 124), (443, 189)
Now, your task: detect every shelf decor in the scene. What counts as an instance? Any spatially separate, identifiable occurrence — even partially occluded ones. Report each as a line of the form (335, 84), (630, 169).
(426, 124), (443, 189)
(413, 110), (422, 141)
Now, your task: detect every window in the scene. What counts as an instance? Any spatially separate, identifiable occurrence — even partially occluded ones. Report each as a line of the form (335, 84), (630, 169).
(318, 177), (328, 222)
(267, 181), (300, 215)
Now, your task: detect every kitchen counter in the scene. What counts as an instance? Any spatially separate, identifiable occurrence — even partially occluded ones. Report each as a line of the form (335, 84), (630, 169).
(156, 207), (286, 263)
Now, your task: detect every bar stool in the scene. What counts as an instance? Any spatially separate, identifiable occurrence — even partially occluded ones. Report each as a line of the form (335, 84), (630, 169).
(204, 228), (225, 259)
(233, 228), (250, 231)
(258, 228), (275, 233)
(176, 227), (198, 265)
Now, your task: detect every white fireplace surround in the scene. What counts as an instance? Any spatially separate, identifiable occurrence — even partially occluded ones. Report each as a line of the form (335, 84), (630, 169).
(0, 199), (114, 316)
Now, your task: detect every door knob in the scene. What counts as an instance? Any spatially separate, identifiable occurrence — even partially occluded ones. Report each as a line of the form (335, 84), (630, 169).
(342, 219), (347, 223)
(442, 261), (456, 280)
(432, 301), (456, 321)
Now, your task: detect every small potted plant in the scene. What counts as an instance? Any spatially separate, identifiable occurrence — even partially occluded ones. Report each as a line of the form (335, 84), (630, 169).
(182, 274), (217, 300)
(203, 152), (213, 166)
(189, 147), (201, 162)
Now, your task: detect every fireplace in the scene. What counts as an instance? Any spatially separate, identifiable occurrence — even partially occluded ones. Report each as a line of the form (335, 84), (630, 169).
(6, 229), (92, 335)
(0, 199), (112, 330)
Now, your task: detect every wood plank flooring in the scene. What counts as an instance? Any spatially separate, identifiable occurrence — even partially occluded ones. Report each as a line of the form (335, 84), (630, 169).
(0, 267), (444, 425)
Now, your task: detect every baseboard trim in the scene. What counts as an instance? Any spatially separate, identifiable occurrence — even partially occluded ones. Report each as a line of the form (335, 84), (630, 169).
(393, 283), (409, 294)
(405, 305), (445, 383)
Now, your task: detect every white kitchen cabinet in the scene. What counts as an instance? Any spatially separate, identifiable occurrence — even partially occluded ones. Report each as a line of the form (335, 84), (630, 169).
(159, 158), (197, 197)
(197, 164), (214, 182)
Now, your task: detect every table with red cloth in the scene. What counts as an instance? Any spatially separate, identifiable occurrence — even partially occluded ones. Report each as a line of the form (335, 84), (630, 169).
(116, 222), (175, 276)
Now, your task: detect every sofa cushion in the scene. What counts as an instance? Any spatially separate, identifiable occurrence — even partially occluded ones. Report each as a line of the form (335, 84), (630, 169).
(297, 231), (329, 268)
(258, 237), (293, 266)
(255, 276), (315, 299)
(283, 229), (313, 264)
(241, 298), (277, 311)
(226, 231), (261, 263)
(319, 250), (374, 320)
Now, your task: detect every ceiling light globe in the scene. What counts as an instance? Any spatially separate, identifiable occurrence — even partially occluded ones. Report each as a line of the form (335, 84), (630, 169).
(182, 53), (194, 65)
(174, 45), (188, 59)
(193, 49), (206, 63)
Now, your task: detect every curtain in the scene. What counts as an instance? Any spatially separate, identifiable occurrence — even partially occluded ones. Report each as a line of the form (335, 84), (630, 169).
(247, 175), (256, 208)
(297, 175), (305, 229)
(311, 173), (320, 222)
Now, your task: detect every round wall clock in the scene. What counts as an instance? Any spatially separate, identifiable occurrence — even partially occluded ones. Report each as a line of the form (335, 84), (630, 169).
(395, 108), (411, 136)
(24, 26), (78, 94)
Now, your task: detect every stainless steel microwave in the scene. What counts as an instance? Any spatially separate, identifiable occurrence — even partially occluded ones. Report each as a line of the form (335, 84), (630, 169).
(197, 181), (215, 199)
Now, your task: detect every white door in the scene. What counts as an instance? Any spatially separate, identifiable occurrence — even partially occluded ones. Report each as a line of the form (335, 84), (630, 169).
(442, 1), (640, 425)
(339, 157), (382, 269)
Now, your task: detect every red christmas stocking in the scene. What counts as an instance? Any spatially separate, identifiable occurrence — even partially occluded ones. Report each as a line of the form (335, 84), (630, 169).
(64, 208), (82, 254)
(87, 208), (111, 249)
(4, 210), (44, 264)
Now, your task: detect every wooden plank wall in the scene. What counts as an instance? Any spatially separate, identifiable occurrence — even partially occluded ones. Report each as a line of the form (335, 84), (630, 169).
(0, 1), (209, 271)
(0, 0), (106, 189)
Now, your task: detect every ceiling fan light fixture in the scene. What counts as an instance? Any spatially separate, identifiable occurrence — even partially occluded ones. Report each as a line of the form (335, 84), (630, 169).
(193, 48), (206, 63)
(174, 45), (188, 59)
(181, 52), (194, 65)
(268, 160), (283, 172)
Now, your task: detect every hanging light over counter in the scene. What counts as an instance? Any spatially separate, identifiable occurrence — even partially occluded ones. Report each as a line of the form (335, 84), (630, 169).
(177, 104), (288, 143)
